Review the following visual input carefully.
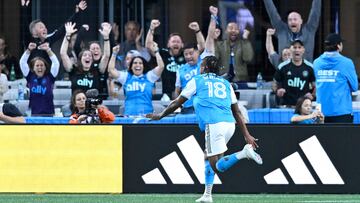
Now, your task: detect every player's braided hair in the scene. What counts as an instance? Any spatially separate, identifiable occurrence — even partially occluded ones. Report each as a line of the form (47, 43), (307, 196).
(203, 56), (220, 75)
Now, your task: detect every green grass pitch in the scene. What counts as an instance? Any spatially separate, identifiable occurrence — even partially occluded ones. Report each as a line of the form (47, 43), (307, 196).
(1, 194), (360, 203)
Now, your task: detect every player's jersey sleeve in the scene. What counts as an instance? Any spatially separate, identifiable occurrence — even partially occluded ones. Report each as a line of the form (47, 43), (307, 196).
(180, 78), (196, 99)
(230, 85), (237, 104)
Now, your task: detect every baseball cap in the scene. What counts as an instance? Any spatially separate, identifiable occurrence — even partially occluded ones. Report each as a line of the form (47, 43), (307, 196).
(291, 39), (304, 46)
(324, 33), (343, 46)
(2, 103), (23, 117)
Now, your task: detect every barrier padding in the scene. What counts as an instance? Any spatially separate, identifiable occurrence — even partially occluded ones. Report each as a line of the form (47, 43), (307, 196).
(0, 125), (122, 193)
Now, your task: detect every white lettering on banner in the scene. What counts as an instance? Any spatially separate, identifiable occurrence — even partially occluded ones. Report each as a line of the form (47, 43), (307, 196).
(264, 135), (344, 185)
(288, 77), (306, 90)
(77, 78), (93, 88)
(142, 135), (222, 185)
(126, 82), (146, 92)
(184, 69), (198, 81)
(317, 70), (340, 77)
(31, 86), (47, 95)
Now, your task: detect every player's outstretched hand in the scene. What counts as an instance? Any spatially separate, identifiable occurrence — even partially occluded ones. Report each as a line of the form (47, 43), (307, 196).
(244, 134), (259, 149)
(146, 113), (161, 121)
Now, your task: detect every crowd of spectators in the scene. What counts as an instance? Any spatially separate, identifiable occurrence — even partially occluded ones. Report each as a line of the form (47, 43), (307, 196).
(0, 0), (358, 124)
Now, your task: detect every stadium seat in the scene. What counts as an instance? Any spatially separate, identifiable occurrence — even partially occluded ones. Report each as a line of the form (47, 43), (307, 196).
(53, 88), (72, 100)
(54, 80), (72, 89)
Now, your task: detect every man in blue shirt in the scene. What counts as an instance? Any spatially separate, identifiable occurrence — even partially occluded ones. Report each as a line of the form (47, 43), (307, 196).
(313, 33), (358, 123)
(175, 43), (202, 114)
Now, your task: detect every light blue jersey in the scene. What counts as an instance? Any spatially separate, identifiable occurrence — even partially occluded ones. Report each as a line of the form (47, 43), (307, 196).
(177, 58), (201, 108)
(124, 73), (155, 115)
(313, 51), (358, 116)
(181, 73), (237, 131)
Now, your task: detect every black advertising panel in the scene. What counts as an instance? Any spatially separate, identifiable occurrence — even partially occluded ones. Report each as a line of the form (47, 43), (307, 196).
(123, 125), (360, 193)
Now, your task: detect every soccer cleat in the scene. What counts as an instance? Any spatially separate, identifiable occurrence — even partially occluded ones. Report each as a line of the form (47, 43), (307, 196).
(244, 144), (263, 165)
(195, 194), (213, 203)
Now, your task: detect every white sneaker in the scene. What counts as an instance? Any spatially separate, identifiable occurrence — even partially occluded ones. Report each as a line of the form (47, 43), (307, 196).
(244, 144), (263, 165)
(195, 194), (213, 203)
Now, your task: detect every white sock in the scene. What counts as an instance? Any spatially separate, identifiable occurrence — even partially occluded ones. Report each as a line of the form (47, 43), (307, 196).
(235, 150), (246, 160)
(204, 184), (213, 196)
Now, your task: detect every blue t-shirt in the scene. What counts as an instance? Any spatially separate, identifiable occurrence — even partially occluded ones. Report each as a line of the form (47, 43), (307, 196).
(123, 73), (155, 116)
(181, 73), (237, 131)
(26, 72), (55, 115)
(291, 114), (316, 124)
(176, 58), (201, 108)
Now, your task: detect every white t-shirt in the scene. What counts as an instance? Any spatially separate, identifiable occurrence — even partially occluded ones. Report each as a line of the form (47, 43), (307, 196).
(0, 73), (9, 102)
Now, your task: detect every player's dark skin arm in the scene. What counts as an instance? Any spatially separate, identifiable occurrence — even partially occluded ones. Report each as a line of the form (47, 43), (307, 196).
(231, 103), (259, 148)
(147, 96), (188, 120)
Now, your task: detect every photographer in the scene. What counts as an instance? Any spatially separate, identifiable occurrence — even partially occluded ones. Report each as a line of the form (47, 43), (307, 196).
(69, 90), (115, 124)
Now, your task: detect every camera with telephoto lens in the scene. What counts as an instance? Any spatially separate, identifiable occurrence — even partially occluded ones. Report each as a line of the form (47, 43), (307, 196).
(83, 89), (103, 123)
(86, 98), (102, 106)
(85, 98), (102, 115)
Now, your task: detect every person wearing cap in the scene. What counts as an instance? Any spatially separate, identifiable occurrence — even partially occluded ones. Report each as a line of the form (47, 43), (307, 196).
(263, 0), (321, 62)
(313, 33), (358, 123)
(0, 103), (26, 124)
(273, 39), (316, 106)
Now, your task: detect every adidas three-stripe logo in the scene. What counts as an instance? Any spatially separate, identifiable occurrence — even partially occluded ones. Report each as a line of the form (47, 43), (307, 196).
(142, 135), (222, 184)
(264, 135), (344, 185)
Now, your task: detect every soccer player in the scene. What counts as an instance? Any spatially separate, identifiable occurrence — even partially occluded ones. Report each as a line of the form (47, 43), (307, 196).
(147, 7), (262, 203)
(148, 55), (263, 202)
(148, 55), (262, 202)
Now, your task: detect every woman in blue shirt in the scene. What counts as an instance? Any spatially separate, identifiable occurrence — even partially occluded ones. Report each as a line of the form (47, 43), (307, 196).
(108, 43), (164, 116)
(291, 96), (324, 124)
(20, 42), (59, 116)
